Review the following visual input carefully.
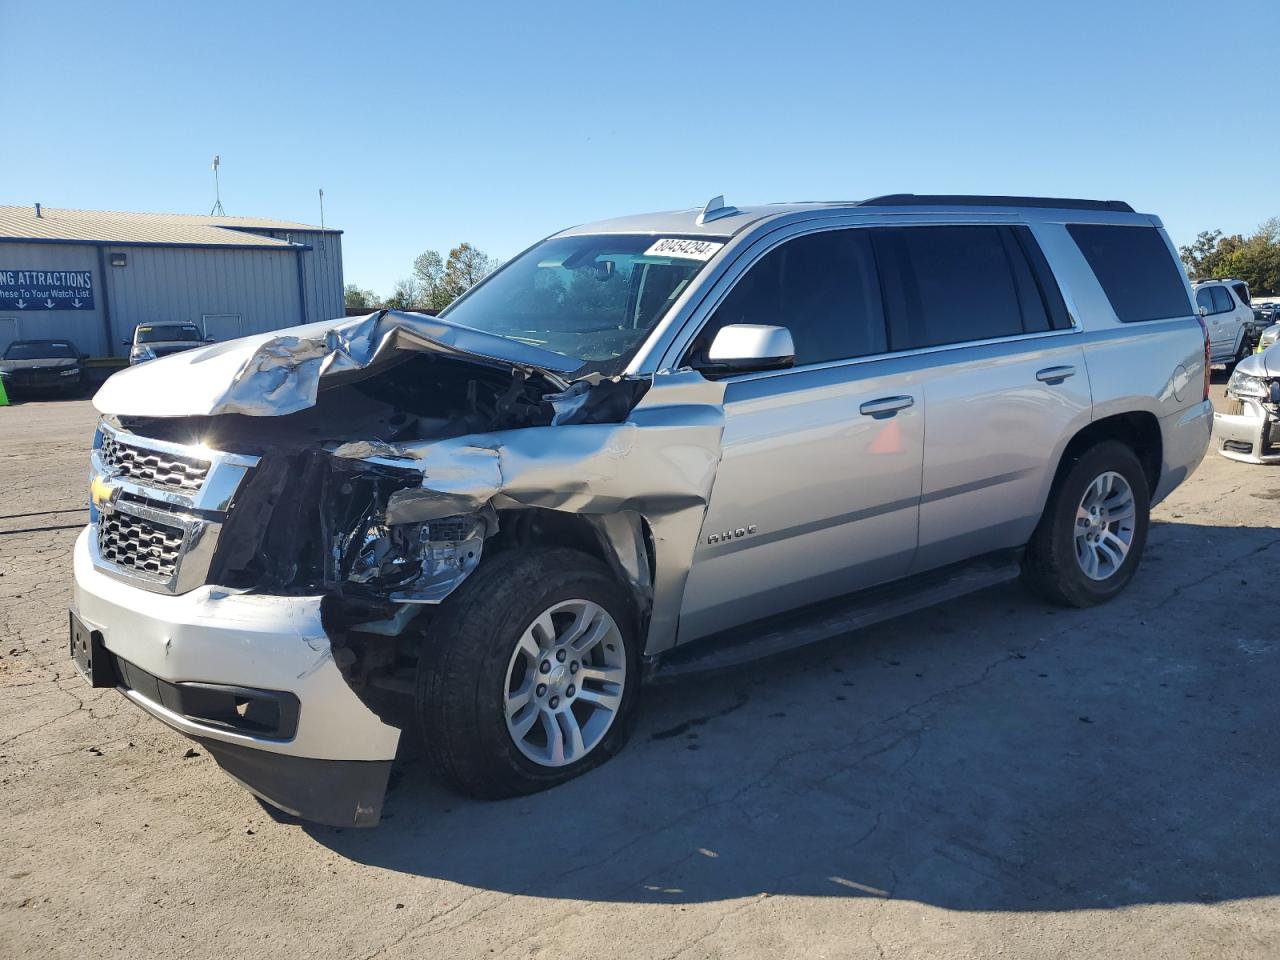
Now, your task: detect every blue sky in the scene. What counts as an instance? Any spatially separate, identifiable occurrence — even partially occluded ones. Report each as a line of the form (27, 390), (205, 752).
(3, 0), (1277, 296)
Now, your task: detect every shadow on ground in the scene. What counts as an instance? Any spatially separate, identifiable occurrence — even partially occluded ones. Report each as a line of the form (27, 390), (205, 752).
(305, 521), (1280, 912)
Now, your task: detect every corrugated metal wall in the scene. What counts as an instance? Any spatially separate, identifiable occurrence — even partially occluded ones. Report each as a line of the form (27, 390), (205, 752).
(236, 229), (344, 322)
(102, 245), (304, 347)
(0, 242), (109, 356)
(0, 234), (344, 358)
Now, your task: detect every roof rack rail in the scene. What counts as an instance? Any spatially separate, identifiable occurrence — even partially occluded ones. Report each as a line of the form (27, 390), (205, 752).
(859, 194), (1135, 213)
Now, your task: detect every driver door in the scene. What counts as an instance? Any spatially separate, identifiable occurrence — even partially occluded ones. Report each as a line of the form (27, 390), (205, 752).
(677, 227), (924, 642)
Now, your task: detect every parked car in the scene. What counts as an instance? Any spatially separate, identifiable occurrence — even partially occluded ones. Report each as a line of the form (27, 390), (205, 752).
(126, 322), (212, 365)
(0, 339), (87, 396)
(1251, 301), (1280, 342)
(1192, 278), (1253, 365)
(1213, 340), (1280, 463)
(72, 194), (1213, 826)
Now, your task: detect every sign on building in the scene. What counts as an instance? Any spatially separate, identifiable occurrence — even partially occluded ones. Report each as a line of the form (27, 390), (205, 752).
(0, 269), (95, 310)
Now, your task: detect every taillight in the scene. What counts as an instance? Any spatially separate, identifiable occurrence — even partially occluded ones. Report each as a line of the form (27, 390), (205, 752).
(1196, 317), (1211, 401)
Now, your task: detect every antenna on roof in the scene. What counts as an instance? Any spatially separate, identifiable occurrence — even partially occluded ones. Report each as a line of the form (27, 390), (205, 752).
(696, 194), (739, 225)
(210, 155), (226, 216)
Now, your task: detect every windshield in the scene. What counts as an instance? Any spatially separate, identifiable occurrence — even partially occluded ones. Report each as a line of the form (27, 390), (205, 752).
(440, 233), (725, 369)
(4, 341), (77, 360)
(136, 324), (202, 344)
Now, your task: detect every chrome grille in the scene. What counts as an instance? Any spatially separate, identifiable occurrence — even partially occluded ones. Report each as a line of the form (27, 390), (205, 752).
(99, 432), (210, 492)
(97, 510), (185, 580)
(90, 423), (260, 594)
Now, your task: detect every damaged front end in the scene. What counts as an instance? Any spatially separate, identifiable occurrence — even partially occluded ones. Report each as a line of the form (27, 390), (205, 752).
(86, 310), (726, 824)
(1214, 350), (1280, 464)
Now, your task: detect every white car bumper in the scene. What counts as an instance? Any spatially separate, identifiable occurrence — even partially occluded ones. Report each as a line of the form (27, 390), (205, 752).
(71, 528), (401, 825)
(1212, 398), (1280, 465)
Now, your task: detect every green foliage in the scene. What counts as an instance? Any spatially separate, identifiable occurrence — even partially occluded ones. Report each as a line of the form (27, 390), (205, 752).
(384, 277), (421, 310)
(406, 243), (496, 311)
(442, 243), (495, 303)
(412, 250), (450, 312)
(343, 283), (379, 309)
(1180, 219), (1280, 294)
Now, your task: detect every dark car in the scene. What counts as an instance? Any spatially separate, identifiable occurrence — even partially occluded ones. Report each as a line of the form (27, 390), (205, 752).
(0, 339), (88, 396)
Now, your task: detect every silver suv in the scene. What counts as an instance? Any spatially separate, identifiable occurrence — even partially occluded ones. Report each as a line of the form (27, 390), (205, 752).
(72, 195), (1213, 826)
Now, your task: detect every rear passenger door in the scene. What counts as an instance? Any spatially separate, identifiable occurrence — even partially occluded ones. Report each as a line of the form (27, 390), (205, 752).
(872, 224), (1093, 573)
(677, 227), (924, 641)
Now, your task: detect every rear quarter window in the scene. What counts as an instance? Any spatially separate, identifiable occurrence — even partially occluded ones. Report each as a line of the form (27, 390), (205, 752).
(1066, 224), (1192, 323)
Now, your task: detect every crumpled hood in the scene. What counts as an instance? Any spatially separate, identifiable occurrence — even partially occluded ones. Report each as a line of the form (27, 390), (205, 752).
(94, 310), (581, 418)
(0, 357), (78, 372)
(1233, 346), (1280, 380)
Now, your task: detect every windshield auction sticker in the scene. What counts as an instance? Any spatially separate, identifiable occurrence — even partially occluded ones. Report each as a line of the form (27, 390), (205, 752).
(643, 238), (725, 261)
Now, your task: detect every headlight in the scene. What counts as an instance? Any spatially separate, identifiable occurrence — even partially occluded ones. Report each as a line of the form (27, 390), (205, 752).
(1261, 327), (1280, 351)
(130, 347), (155, 361)
(1227, 369), (1270, 398)
(59, 368), (79, 377)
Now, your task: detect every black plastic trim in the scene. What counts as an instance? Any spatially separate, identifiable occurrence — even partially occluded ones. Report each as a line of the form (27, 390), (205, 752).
(196, 737), (392, 828)
(111, 653), (301, 740)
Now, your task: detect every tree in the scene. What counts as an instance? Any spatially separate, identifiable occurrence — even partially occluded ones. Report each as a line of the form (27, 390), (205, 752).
(384, 277), (421, 310)
(344, 283), (379, 310)
(1180, 220), (1280, 293)
(1178, 230), (1224, 279)
(412, 249), (448, 311)
(442, 242), (494, 302)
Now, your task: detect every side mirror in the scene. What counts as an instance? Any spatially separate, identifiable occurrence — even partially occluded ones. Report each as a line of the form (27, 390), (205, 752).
(697, 324), (795, 375)
(1197, 304), (1208, 318)
(205, 337), (216, 343)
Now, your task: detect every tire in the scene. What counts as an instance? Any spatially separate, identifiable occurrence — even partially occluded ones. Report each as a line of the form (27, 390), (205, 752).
(1021, 440), (1150, 607)
(416, 547), (640, 799)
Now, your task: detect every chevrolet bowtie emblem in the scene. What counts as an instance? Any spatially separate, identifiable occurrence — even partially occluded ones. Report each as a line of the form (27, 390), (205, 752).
(90, 475), (118, 512)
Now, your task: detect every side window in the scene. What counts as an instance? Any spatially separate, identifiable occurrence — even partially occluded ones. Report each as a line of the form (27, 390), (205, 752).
(1066, 224), (1193, 322)
(889, 225), (1025, 349)
(1196, 288), (1216, 314)
(1211, 287), (1235, 314)
(693, 229), (887, 367)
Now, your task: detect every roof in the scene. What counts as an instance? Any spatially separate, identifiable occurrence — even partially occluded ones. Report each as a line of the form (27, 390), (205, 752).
(0, 205), (340, 248)
(557, 194), (1149, 239)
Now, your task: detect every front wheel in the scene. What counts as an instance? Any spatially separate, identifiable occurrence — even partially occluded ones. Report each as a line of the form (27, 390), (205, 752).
(416, 547), (639, 799)
(1021, 441), (1151, 607)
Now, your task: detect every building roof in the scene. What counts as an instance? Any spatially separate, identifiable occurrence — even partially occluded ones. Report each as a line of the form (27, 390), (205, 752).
(0, 205), (340, 248)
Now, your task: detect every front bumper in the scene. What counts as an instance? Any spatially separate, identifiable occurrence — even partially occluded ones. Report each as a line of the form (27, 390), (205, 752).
(72, 528), (401, 826)
(0, 368), (81, 391)
(1212, 396), (1280, 465)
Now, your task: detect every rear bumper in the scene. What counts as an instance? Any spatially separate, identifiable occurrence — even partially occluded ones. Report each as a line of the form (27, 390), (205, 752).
(1213, 398), (1280, 465)
(72, 528), (401, 826)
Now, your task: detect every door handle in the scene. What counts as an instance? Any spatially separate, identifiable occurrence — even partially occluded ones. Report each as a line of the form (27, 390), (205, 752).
(860, 395), (914, 417)
(1036, 365), (1076, 383)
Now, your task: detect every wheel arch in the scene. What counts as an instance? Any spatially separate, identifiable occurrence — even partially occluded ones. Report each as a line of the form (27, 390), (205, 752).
(490, 507), (655, 642)
(1045, 412), (1162, 506)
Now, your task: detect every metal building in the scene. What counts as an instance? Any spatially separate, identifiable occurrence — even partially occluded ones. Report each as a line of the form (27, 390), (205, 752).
(0, 205), (343, 358)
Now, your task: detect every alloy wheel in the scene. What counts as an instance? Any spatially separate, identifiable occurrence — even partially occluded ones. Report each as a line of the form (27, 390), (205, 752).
(1074, 470), (1136, 581)
(503, 599), (626, 767)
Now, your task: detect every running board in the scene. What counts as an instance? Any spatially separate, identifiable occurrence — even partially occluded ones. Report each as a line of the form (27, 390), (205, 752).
(652, 553), (1022, 681)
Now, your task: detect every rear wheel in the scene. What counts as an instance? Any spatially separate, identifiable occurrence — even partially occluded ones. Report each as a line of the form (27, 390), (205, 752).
(1022, 441), (1150, 607)
(416, 547), (639, 799)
